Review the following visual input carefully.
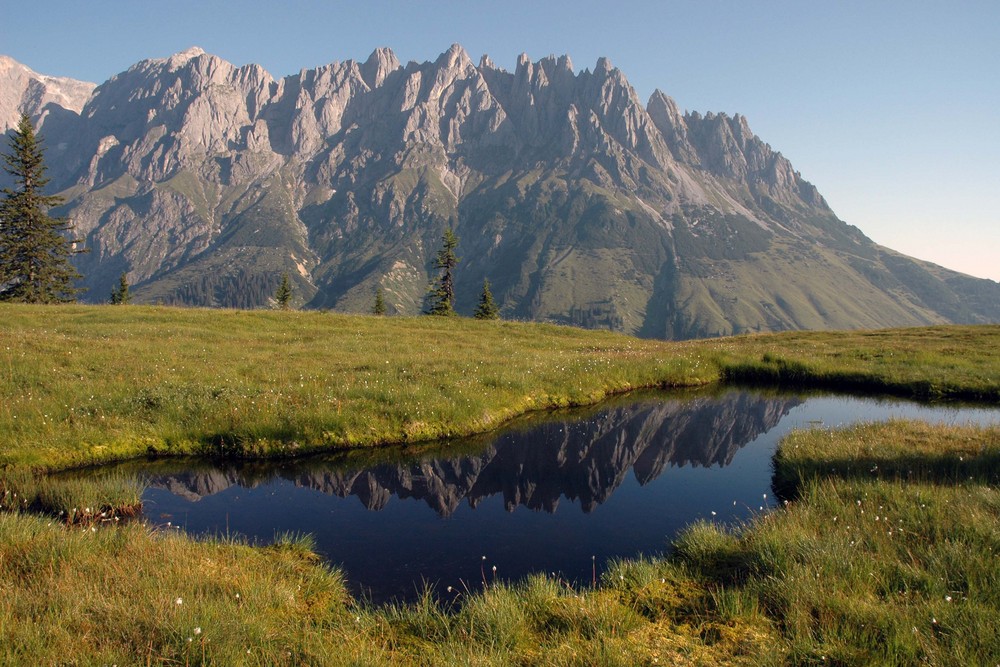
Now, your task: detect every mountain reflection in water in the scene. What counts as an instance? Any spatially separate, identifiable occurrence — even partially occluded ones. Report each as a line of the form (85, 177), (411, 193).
(144, 391), (799, 516)
(115, 389), (999, 604)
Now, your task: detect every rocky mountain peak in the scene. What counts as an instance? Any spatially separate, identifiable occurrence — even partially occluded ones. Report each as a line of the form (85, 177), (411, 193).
(360, 47), (400, 89)
(167, 46), (207, 69)
(478, 54), (498, 71)
(71, 47), (280, 185)
(647, 90), (681, 117)
(0, 55), (95, 131)
(536, 53), (574, 75)
(436, 43), (474, 72)
(594, 56), (613, 74)
(646, 89), (697, 163)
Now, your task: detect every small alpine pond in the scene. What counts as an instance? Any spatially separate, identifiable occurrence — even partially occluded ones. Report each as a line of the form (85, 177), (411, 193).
(107, 388), (1000, 604)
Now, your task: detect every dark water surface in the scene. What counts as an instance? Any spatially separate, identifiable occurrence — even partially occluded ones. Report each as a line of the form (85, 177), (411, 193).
(122, 389), (1000, 604)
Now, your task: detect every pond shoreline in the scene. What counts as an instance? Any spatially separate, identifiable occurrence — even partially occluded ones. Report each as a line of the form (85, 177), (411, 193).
(3, 306), (998, 477)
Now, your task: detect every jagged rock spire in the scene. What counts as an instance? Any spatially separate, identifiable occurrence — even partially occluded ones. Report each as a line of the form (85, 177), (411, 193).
(360, 47), (400, 89)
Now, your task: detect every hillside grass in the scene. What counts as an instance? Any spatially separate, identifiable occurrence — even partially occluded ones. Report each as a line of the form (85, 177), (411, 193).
(0, 304), (714, 472)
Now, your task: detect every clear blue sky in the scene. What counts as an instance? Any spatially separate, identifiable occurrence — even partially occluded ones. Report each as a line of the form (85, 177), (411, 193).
(3, 0), (998, 280)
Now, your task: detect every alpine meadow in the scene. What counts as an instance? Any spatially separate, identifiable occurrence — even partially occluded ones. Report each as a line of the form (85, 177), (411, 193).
(2, 35), (1000, 667)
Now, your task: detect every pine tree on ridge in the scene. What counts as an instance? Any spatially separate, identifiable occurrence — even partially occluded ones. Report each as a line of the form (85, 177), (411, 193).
(425, 228), (459, 316)
(274, 272), (293, 310)
(109, 272), (131, 304)
(474, 278), (499, 320)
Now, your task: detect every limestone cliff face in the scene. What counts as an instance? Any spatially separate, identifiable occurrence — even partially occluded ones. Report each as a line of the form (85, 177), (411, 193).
(4, 47), (998, 336)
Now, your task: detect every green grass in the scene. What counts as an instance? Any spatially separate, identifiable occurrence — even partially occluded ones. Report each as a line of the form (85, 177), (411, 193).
(710, 325), (1000, 400)
(0, 516), (360, 665)
(0, 303), (716, 471)
(676, 421), (1000, 665)
(2, 303), (1000, 664)
(3, 304), (997, 474)
(0, 507), (771, 665)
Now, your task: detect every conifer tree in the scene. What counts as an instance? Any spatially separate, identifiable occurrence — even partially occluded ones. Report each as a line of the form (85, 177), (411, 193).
(274, 272), (293, 310)
(425, 228), (459, 316)
(0, 114), (84, 302)
(109, 272), (131, 305)
(373, 286), (386, 315)
(473, 278), (499, 320)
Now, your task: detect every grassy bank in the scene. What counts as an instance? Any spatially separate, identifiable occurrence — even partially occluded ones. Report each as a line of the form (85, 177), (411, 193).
(0, 304), (716, 471)
(2, 303), (998, 474)
(3, 422), (997, 664)
(678, 420), (1000, 665)
(710, 325), (1000, 401)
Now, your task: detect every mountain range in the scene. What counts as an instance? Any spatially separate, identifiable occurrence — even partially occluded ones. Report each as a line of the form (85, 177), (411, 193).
(2, 46), (998, 338)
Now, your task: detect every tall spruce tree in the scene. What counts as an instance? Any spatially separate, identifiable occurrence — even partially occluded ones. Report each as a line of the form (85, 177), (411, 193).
(0, 114), (84, 302)
(109, 272), (131, 304)
(473, 278), (499, 320)
(425, 228), (459, 316)
(274, 272), (293, 310)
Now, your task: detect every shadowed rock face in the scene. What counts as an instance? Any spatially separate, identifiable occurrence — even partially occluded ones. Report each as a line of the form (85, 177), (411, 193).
(140, 391), (800, 516)
(5, 47), (998, 336)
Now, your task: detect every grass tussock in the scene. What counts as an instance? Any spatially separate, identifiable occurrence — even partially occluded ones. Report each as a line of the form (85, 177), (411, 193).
(676, 421), (1000, 665)
(0, 513), (361, 665)
(0, 468), (144, 524)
